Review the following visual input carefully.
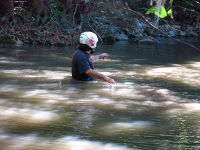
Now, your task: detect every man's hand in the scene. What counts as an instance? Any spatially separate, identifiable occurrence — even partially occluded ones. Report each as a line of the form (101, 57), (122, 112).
(104, 77), (117, 84)
(85, 69), (117, 84)
(99, 53), (109, 60)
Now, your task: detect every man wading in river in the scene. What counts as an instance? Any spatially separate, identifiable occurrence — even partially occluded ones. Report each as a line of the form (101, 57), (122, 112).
(71, 31), (116, 84)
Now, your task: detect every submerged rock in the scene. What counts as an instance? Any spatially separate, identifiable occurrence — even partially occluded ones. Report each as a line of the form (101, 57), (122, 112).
(102, 35), (115, 43)
(133, 36), (160, 44)
(115, 33), (128, 41)
(0, 35), (17, 44)
(0, 35), (23, 46)
(186, 31), (199, 37)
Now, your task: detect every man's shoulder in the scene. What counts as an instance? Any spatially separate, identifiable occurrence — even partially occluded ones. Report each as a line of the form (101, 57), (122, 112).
(75, 50), (88, 58)
(75, 49), (83, 55)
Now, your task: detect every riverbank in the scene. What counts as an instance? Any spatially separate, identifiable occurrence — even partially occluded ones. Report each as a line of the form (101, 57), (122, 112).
(0, 0), (199, 47)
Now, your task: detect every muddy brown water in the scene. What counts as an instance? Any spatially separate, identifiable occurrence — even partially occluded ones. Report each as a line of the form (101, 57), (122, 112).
(0, 37), (200, 150)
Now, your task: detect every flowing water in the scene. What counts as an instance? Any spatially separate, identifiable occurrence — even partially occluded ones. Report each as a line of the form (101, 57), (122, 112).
(0, 37), (200, 150)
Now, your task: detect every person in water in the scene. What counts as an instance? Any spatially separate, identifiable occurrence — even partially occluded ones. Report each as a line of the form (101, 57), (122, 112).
(71, 31), (116, 84)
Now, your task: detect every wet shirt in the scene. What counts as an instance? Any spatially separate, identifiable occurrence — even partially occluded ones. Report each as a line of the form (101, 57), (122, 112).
(72, 50), (94, 81)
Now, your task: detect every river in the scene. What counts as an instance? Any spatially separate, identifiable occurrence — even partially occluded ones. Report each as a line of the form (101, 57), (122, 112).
(0, 37), (200, 150)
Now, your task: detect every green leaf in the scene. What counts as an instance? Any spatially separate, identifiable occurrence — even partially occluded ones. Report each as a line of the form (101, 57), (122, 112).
(167, 8), (173, 18)
(169, 0), (173, 4)
(155, 6), (167, 18)
(145, 5), (156, 15)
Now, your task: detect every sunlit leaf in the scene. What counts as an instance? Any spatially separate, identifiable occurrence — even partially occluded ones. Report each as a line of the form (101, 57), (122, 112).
(167, 9), (173, 18)
(146, 5), (172, 19)
(155, 6), (167, 18)
(145, 5), (156, 15)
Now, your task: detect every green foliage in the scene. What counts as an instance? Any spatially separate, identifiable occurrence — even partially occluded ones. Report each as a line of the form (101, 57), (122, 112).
(167, 8), (173, 18)
(60, 20), (68, 29)
(49, 1), (64, 16)
(146, 0), (174, 19)
(146, 5), (169, 18)
(15, 8), (32, 23)
(49, 1), (68, 29)
(169, 0), (174, 4)
(50, 2), (61, 9)
(146, 5), (156, 15)
(157, 6), (167, 18)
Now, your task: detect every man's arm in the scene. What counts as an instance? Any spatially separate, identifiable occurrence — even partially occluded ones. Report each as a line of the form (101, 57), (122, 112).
(90, 55), (99, 62)
(91, 53), (109, 62)
(85, 69), (116, 84)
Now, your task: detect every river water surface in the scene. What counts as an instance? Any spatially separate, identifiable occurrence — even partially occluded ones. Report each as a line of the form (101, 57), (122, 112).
(0, 37), (200, 150)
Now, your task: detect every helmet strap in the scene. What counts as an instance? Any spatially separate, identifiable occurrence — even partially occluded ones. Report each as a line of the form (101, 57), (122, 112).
(89, 49), (95, 54)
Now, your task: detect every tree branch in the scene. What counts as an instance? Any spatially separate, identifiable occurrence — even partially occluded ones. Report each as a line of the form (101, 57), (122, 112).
(116, 3), (200, 53)
(192, 0), (200, 5)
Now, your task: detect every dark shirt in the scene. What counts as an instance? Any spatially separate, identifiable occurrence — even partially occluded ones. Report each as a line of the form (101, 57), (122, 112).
(72, 50), (94, 81)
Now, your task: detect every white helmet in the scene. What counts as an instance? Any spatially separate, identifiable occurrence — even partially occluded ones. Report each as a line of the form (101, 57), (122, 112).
(80, 32), (98, 48)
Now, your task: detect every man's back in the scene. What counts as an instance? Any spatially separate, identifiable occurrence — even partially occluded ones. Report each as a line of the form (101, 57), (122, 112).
(72, 50), (93, 81)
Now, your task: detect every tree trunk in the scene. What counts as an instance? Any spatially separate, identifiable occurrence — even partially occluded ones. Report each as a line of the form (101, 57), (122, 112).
(26, 0), (50, 25)
(191, 0), (200, 28)
(0, 0), (14, 22)
(26, 0), (44, 15)
(59, 0), (80, 13)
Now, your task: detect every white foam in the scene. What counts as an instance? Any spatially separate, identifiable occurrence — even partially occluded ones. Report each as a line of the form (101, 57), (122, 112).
(0, 134), (134, 150)
(0, 107), (58, 123)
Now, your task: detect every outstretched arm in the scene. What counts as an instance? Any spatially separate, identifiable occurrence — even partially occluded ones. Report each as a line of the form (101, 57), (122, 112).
(91, 53), (110, 62)
(85, 69), (116, 84)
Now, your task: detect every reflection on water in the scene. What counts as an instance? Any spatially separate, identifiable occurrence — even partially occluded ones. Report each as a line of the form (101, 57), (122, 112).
(0, 37), (200, 150)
